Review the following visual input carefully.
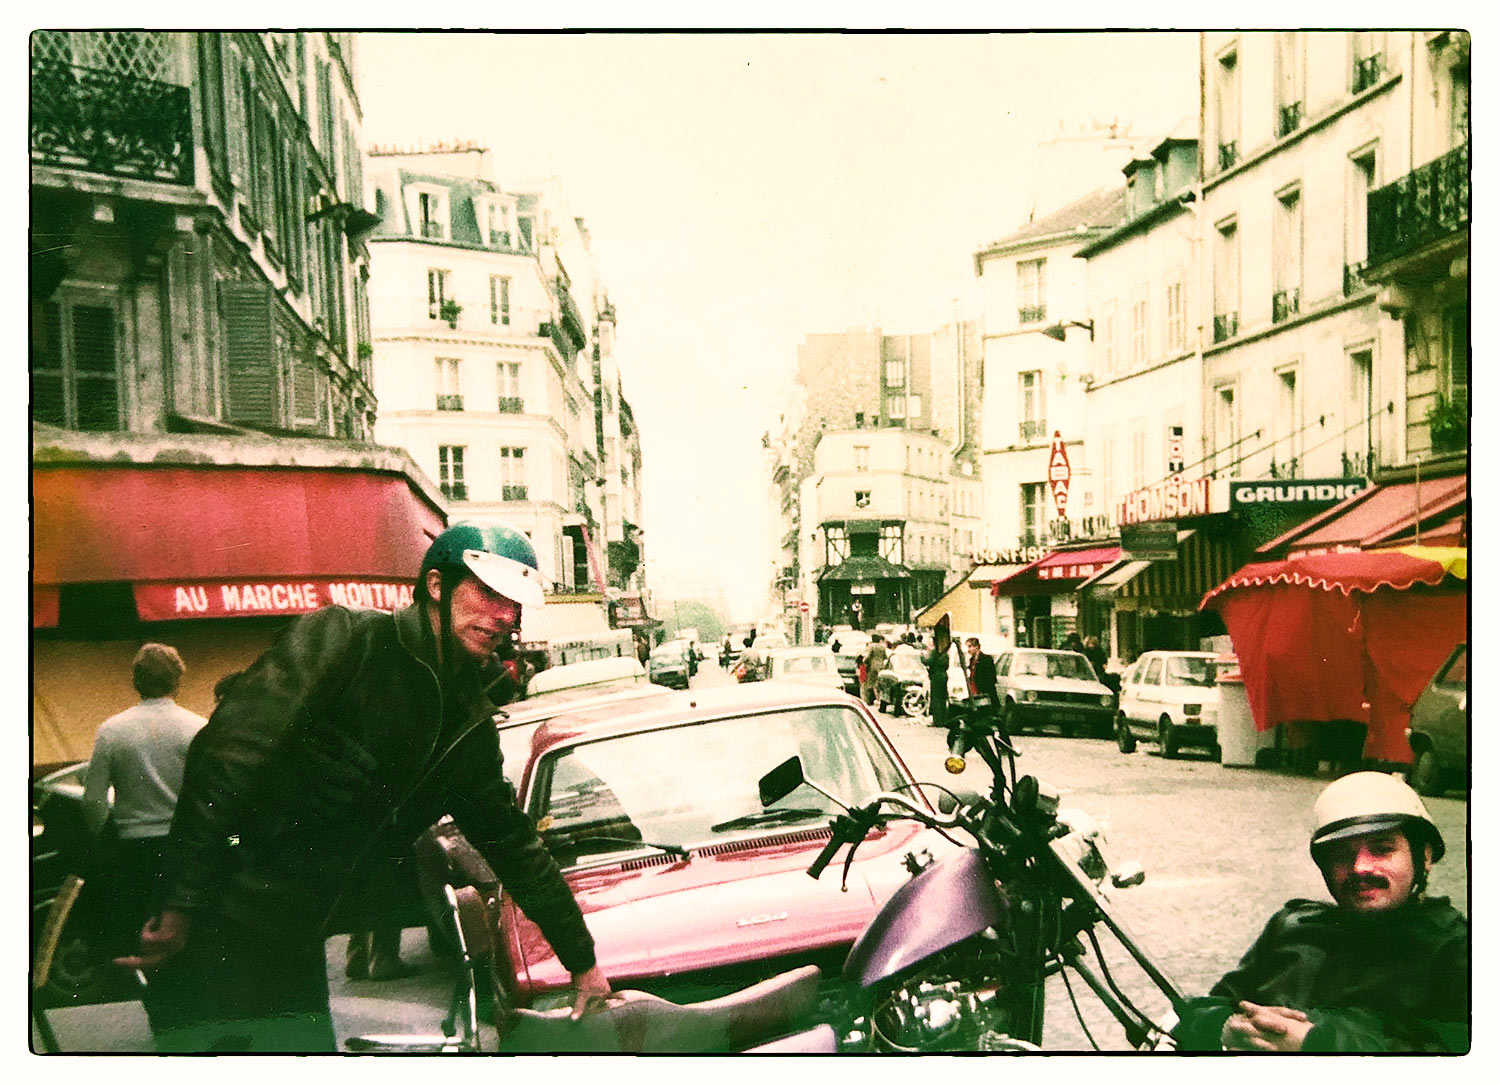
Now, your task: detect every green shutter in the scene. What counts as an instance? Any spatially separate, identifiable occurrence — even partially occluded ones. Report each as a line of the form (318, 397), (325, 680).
(70, 304), (120, 431)
(32, 301), (67, 427)
(220, 281), (278, 426)
(291, 346), (321, 429)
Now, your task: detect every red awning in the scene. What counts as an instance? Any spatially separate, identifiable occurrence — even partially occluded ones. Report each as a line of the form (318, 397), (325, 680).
(34, 464), (445, 625)
(1258, 475), (1467, 555)
(991, 546), (1121, 597)
(1200, 548), (1467, 763)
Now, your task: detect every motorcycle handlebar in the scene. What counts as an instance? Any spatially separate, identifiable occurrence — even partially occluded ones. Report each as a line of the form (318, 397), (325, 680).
(806, 833), (845, 879)
(945, 728), (969, 774)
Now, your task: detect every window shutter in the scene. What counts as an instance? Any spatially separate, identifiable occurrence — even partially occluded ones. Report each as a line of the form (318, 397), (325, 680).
(291, 349), (321, 429)
(220, 281), (278, 426)
(32, 301), (67, 427)
(70, 304), (120, 431)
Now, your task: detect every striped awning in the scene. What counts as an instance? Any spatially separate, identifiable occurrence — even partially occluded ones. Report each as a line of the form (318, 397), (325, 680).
(1116, 529), (1238, 612)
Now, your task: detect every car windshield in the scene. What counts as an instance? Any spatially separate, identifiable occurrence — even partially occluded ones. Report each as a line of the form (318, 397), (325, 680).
(888, 646), (924, 674)
(1013, 653), (1095, 680)
(1164, 656), (1216, 687)
(528, 706), (908, 866)
(778, 654), (829, 674)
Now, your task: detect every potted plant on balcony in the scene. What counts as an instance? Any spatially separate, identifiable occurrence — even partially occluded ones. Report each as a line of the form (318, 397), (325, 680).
(1426, 395), (1468, 455)
(439, 298), (462, 328)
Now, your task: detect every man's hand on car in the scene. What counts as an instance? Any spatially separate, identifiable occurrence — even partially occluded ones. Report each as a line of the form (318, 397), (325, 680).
(1220, 1000), (1313, 1051)
(570, 964), (614, 1020)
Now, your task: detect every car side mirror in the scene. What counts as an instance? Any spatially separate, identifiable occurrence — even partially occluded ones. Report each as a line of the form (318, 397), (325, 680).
(759, 756), (805, 807)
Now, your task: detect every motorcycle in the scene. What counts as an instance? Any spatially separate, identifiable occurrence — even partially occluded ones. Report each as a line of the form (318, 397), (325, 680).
(753, 692), (1189, 1051)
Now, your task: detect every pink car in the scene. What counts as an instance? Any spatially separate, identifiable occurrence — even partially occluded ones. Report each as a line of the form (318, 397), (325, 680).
(490, 683), (955, 1010)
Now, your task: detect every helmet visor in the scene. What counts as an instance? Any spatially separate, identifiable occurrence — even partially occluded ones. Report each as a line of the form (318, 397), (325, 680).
(461, 548), (546, 608)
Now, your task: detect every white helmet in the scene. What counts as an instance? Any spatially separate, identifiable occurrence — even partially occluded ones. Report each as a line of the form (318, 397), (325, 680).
(1310, 771), (1444, 864)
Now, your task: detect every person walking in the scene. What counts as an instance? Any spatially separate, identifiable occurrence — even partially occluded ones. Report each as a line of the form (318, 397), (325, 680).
(81, 644), (207, 958)
(119, 523), (610, 1051)
(860, 636), (889, 706)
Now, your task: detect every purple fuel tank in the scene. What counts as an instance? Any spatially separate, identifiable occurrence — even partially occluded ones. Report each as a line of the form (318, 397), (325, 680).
(842, 848), (1008, 989)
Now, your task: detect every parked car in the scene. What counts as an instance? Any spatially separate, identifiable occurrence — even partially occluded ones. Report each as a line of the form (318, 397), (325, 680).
(1406, 643), (1467, 796)
(762, 646), (845, 691)
(1116, 648), (1218, 759)
(526, 656), (647, 699)
(1114, 651), (1223, 758)
(648, 642), (694, 690)
(830, 648), (862, 697)
(462, 683), (955, 1011)
(993, 649), (1116, 738)
(826, 630), (870, 659)
(873, 645), (930, 717)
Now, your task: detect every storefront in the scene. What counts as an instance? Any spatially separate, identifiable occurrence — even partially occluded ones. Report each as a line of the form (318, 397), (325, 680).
(817, 554), (912, 630)
(32, 433), (447, 766)
(990, 546), (1121, 648)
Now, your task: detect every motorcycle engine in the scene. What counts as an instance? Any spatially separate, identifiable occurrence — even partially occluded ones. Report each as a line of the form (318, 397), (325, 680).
(866, 947), (1022, 1052)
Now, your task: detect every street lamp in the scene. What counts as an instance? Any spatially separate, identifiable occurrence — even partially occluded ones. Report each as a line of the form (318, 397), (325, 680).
(1041, 319), (1095, 342)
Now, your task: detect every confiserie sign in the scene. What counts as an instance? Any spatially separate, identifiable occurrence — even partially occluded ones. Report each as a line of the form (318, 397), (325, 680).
(135, 578), (415, 621)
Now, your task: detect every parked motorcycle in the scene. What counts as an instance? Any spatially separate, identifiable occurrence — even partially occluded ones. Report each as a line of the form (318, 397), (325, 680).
(755, 693), (1188, 1051)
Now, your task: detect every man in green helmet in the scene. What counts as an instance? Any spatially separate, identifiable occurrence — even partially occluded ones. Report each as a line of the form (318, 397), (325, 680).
(118, 522), (611, 1051)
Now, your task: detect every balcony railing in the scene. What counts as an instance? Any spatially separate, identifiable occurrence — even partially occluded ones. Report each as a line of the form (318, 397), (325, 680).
(420, 220), (446, 240)
(1217, 141), (1239, 170)
(1213, 312), (1239, 343)
(30, 60), (193, 183)
(1018, 305), (1047, 325)
(1271, 288), (1301, 323)
(539, 320), (573, 360)
(1341, 449), (1370, 477)
(555, 278), (588, 349)
(436, 394), (463, 411)
(1352, 53), (1385, 93)
(1277, 101), (1304, 138)
(497, 396), (523, 414)
(1019, 419), (1047, 443)
(1343, 261), (1368, 296)
(1268, 457), (1300, 480)
(1367, 142), (1469, 269)
(503, 485), (528, 502)
(441, 483), (468, 502)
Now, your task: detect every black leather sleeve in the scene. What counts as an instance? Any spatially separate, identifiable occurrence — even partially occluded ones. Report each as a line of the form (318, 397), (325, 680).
(162, 607), (360, 913)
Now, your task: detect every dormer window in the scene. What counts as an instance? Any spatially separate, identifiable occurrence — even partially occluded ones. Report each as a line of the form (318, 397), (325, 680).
(413, 187), (448, 240)
(480, 198), (514, 248)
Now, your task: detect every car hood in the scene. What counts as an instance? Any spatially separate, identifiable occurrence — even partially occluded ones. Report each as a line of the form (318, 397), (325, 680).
(504, 820), (953, 998)
(1011, 676), (1111, 696)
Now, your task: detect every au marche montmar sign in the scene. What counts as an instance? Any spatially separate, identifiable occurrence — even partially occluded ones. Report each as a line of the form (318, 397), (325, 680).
(135, 578), (415, 621)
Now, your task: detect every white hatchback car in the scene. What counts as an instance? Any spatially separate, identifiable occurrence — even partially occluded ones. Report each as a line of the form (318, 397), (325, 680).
(763, 646), (846, 691)
(1115, 651), (1224, 759)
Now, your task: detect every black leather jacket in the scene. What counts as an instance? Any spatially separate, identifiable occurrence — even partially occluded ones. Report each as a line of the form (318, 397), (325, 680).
(1173, 897), (1469, 1052)
(162, 603), (597, 975)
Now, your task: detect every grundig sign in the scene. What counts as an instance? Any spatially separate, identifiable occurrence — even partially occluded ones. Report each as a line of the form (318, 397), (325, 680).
(1116, 477), (1211, 525)
(1230, 478), (1369, 506)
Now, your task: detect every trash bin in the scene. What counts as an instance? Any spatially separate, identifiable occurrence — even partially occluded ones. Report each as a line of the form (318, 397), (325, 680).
(1216, 663), (1274, 768)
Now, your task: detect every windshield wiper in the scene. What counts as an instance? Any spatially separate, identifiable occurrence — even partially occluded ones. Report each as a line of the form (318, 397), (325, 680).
(577, 835), (690, 858)
(710, 806), (827, 833)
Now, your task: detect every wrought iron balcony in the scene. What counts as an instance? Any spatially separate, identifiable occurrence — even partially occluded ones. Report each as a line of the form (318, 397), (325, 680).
(1268, 457), (1300, 480)
(1019, 419), (1048, 443)
(420, 220), (446, 240)
(1277, 101), (1304, 138)
(504, 485), (529, 502)
(1352, 53), (1385, 93)
(497, 396), (523, 414)
(554, 278), (588, 349)
(1018, 305), (1047, 325)
(1366, 142), (1469, 270)
(1217, 141), (1239, 170)
(1213, 312), (1239, 343)
(1341, 449), (1370, 477)
(1343, 261), (1368, 296)
(539, 320), (573, 360)
(441, 482), (468, 502)
(30, 59), (193, 184)
(436, 394), (463, 411)
(1271, 288), (1301, 323)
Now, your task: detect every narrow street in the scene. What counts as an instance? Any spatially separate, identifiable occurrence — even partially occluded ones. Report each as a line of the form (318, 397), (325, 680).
(40, 664), (1469, 1053)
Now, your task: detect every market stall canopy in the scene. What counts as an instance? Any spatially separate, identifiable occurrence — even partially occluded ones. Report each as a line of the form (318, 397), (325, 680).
(33, 464), (445, 626)
(1258, 475), (1467, 556)
(1200, 546), (1467, 763)
(817, 554), (912, 581)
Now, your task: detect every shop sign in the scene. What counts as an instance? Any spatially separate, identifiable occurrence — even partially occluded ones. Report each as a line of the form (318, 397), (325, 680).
(1048, 432), (1072, 518)
(1046, 511), (1116, 544)
(1037, 559), (1110, 581)
(1120, 521), (1179, 561)
(1116, 476), (1211, 525)
(970, 544), (1047, 565)
(135, 578), (415, 621)
(850, 583), (876, 595)
(1229, 478), (1369, 507)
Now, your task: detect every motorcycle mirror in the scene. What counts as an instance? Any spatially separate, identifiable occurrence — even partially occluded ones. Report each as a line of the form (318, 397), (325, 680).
(936, 787), (983, 814)
(758, 756), (806, 807)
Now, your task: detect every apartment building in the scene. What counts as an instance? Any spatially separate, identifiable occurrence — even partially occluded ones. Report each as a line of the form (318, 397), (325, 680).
(365, 146), (613, 594)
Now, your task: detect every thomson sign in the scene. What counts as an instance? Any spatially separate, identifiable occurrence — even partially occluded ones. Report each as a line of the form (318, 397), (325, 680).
(1116, 477), (1211, 525)
(1229, 478), (1369, 507)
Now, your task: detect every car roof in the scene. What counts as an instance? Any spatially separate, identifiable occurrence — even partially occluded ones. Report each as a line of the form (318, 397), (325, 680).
(1013, 648), (1087, 657)
(766, 646), (833, 657)
(1139, 650), (1218, 659)
(530, 682), (868, 753)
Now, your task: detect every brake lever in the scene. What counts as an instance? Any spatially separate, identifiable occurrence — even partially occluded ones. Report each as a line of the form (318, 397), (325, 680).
(839, 831), (860, 893)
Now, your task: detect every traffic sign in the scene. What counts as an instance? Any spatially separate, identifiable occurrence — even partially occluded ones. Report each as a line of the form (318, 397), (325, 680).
(798, 601), (810, 613)
(1048, 432), (1071, 518)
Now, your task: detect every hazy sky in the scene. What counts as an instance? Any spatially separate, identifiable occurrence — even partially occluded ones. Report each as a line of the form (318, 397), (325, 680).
(357, 31), (1200, 620)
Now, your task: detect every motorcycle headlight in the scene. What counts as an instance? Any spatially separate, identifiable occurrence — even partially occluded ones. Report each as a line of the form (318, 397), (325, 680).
(1099, 694), (1114, 706)
(1022, 689), (1038, 703)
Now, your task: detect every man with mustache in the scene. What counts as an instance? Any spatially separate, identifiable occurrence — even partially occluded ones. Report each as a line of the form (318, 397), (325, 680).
(119, 522), (611, 1051)
(1173, 772), (1467, 1052)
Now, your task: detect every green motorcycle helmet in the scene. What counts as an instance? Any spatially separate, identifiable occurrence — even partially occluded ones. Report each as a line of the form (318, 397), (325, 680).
(419, 522), (546, 608)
